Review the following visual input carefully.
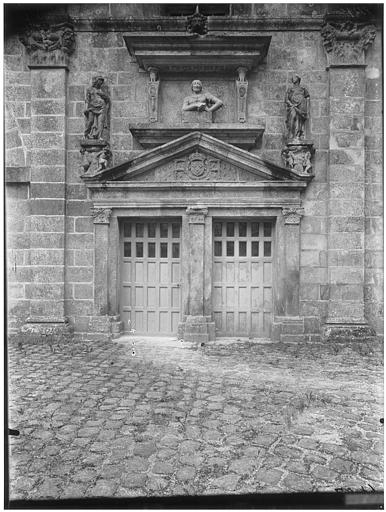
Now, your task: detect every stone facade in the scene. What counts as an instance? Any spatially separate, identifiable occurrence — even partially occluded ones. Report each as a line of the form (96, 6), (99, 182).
(5, 4), (383, 343)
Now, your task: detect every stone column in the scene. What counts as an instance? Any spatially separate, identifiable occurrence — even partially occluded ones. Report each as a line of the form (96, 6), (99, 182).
(180, 207), (215, 343)
(20, 21), (75, 340)
(272, 207), (305, 342)
(321, 13), (377, 341)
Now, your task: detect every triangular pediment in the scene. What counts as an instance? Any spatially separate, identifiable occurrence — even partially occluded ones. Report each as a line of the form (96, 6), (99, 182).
(84, 132), (311, 183)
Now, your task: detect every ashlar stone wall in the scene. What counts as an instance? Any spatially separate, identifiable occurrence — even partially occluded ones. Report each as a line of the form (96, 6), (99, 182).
(5, 4), (383, 339)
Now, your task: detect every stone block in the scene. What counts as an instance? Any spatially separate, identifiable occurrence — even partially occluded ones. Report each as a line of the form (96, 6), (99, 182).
(67, 233), (94, 250)
(6, 183), (29, 200)
(32, 69), (66, 99)
(330, 98), (364, 116)
(66, 184), (87, 200)
(300, 284), (319, 300)
(30, 183), (65, 199)
(303, 316), (320, 334)
(74, 283), (94, 299)
(300, 300), (328, 319)
(66, 201), (93, 217)
(366, 77), (382, 100)
(5, 85), (31, 102)
(31, 166), (65, 183)
(330, 268), (364, 285)
(301, 217), (326, 235)
(300, 267), (327, 284)
(66, 299), (94, 316)
(74, 250), (94, 266)
(329, 150), (356, 166)
(68, 85), (86, 101)
(67, 267), (93, 283)
(75, 217), (93, 233)
(331, 132), (363, 149)
(364, 250), (383, 268)
(25, 283), (64, 300)
(329, 217), (364, 233)
(31, 149), (66, 166)
(328, 250), (363, 268)
(67, 118), (84, 135)
(29, 232), (64, 248)
(32, 116), (65, 133)
(28, 249), (64, 266)
(300, 250), (320, 267)
(31, 132), (65, 150)
(329, 233), (364, 250)
(301, 234), (326, 251)
(31, 99), (66, 116)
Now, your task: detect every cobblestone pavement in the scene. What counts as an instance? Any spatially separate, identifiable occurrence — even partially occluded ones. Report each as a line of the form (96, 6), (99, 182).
(8, 336), (384, 500)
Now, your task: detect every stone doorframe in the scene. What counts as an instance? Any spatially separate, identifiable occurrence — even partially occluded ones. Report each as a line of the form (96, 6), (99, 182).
(91, 204), (304, 342)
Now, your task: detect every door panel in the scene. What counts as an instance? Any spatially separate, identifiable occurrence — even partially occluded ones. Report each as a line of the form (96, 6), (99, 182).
(120, 219), (181, 334)
(213, 220), (273, 337)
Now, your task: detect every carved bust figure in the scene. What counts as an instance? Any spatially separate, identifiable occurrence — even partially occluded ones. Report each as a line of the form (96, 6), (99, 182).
(84, 76), (110, 140)
(182, 80), (223, 114)
(285, 74), (310, 141)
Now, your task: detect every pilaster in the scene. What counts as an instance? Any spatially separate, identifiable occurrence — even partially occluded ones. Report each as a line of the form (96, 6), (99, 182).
(321, 11), (377, 341)
(272, 207), (305, 342)
(178, 206), (215, 343)
(20, 20), (75, 341)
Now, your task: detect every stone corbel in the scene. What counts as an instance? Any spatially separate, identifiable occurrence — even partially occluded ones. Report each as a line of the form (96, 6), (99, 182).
(147, 67), (160, 123)
(236, 67), (248, 123)
(186, 206), (208, 224)
(91, 207), (112, 224)
(282, 207), (304, 225)
(20, 21), (76, 69)
(281, 142), (315, 177)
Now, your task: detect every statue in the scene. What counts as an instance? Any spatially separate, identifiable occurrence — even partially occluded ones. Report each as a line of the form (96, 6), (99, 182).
(285, 75), (310, 141)
(84, 76), (110, 140)
(182, 80), (223, 114)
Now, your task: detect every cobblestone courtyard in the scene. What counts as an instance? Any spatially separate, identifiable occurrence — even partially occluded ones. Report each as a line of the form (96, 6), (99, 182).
(8, 336), (384, 501)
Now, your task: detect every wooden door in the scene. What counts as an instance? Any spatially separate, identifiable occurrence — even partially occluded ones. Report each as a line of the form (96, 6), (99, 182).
(120, 219), (181, 335)
(212, 220), (273, 337)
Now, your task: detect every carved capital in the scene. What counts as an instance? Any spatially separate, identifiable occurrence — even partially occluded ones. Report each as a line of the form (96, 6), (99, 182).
(282, 207), (304, 225)
(321, 21), (376, 66)
(20, 21), (75, 68)
(186, 206), (208, 224)
(91, 208), (112, 224)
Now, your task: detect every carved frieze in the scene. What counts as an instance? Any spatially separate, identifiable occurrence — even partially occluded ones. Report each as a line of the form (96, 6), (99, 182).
(91, 208), (112, 224)
(321, 21), (376, 66)
(20, 22), (75, 67)
(282, 207), (304, 225)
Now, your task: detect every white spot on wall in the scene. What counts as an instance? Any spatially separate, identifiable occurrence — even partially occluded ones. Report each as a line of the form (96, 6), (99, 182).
(366, 67), (380, 79)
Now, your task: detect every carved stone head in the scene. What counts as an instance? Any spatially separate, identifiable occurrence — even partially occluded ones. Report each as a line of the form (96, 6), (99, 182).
(191, 80), (203, 93)
(292, 74), (301, 85)
(92, 76), (104, 88)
